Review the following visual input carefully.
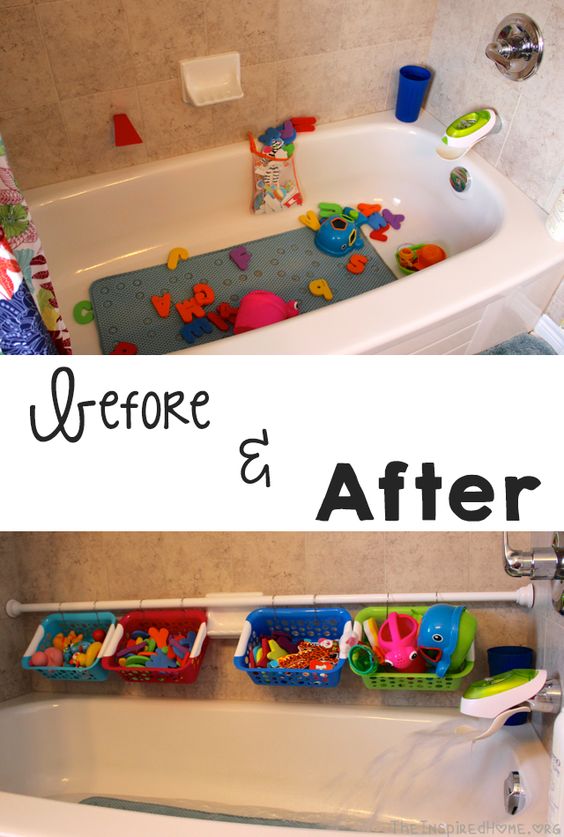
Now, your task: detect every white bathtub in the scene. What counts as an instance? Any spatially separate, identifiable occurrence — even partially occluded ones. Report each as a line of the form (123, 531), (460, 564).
(0, 695), (551, 836)
(27, 111), (564, 355)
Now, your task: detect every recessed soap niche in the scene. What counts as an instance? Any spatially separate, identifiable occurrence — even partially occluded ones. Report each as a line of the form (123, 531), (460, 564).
(179, 52), (244, 107)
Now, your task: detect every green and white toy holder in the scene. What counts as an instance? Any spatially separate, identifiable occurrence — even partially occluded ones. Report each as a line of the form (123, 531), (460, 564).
(460, 669), (562, 740)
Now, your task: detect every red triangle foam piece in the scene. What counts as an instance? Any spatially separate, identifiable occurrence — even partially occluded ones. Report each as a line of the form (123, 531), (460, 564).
(113, 113), (143, 147)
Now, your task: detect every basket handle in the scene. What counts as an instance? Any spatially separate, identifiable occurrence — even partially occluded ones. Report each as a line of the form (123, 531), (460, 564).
(234, 620), (252, 659)
(23, 623), (45, 658)
(97, 624), (116, 660)
(189, 621), (207, 659)
(101, 623), (124, 659)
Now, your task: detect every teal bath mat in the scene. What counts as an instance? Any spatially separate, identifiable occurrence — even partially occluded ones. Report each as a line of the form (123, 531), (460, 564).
(80, 797), (329, 828)
(89, 227), (396, 355)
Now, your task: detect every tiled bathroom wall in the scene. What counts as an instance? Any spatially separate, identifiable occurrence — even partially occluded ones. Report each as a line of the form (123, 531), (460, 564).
(532, 580), (564, 750)
(427, 0), (564, 213)
(7, 531), (536, 709)
(0, 0), (562, 218)
(0, 534), (30, 702)
(0, 0), (437, 189)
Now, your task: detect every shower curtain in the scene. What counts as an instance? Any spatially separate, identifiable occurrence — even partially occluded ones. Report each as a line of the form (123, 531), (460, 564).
(0, 135), (71, 354)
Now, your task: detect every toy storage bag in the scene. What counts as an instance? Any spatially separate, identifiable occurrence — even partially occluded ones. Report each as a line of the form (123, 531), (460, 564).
(234, 606), (351, 687)
(22, 611), (116, 682)
(353, 606), (475, 691)
(249, 134), (303, 214)
(102, 608), (208, 684)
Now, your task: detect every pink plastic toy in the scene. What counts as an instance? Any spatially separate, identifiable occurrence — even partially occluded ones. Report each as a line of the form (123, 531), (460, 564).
(234, 291), (299, 335)
(378, 612), (426, 673)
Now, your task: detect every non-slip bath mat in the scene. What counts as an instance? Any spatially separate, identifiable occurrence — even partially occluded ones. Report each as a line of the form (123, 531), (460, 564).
(80, 797), (330, 829)
(478, 333), (558, 355)
(89, 227), (397, 355)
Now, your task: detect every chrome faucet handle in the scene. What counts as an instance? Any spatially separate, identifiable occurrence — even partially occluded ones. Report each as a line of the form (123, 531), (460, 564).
(503, 533), (564, 580)
(485, 41), (512, 72)
(485, 14), (543, 81)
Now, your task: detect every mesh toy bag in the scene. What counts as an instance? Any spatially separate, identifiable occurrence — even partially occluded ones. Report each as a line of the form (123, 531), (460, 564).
(249, 133), (303, 214)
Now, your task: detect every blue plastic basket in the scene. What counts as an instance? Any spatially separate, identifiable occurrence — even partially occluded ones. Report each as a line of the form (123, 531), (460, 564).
(22, 611), (116, 682)
(234, 607), (352, 687)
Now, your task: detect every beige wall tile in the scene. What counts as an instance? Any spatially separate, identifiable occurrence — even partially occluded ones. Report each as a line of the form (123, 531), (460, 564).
(0, 105), (77, 189)
(278, 0), (345, 60)
(341, 0), (405, 49)
(277, 53), (340, 123)
(206, 0), (280, 66)
(0, 6), (57, 111)
(140, 78), (214, 160)
(36, 0), (137, 99)
(0, 534), (20, 617)
(304, 532), (387, 594)
(384, 532), (471, 592)
(159, 532), (234, 596)
(0, 618), (31, 702)
(226, 532), (306, 594)
(60, 88), (147, 176)
(334, 45), (395, 120)
(123, 0), (207, 85)
(0, 535), (30, 703)
(211, 62), (278, 145)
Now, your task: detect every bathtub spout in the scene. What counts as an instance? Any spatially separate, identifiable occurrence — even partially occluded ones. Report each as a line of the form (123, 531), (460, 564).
(436, 108), (499, 160)
(460, 670), (561, 740)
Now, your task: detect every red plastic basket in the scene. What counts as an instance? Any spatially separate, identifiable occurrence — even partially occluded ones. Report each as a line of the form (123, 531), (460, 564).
(102, 609), (208, 684)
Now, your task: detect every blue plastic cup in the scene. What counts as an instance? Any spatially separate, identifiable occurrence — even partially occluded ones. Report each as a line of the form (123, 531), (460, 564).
(395, 65), (432, 123)
(487, 646), (534, 725)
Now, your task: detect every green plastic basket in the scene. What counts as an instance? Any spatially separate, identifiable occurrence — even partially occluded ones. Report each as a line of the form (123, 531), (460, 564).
(354, 606), (475, 691)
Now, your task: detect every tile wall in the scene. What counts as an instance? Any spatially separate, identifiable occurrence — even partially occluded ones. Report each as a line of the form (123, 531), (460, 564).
(0, 0), (436, 188)
(0, 533), (30, 702)
(533, 579), (564, 751)
(3, 531), (536, 710)
(0, 0), (562, 222)
(427, 0), (564, 213)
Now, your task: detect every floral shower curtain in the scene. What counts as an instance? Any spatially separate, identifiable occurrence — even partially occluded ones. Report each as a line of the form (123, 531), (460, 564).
(0, 135), (71, 354)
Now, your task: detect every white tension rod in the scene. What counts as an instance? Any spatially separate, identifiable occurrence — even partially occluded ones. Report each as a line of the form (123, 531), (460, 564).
(5, 585), (535, 619)
(6, 588), (535, 638)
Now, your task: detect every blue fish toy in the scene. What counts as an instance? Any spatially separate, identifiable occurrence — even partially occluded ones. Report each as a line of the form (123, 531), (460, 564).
(314, 207), (367, 257)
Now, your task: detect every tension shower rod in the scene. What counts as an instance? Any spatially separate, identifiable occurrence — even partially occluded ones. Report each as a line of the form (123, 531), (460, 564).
(5, 584), (535, 619)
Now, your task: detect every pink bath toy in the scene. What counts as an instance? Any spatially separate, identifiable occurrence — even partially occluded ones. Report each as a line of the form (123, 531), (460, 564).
(44, 646), (64, 667)
(234, 291), (299, 334)
(378, 612), (426, 673)
(30, 651), (48, 667)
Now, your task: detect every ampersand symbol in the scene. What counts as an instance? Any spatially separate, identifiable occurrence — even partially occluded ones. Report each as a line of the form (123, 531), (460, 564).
(239, 429), (271, 487)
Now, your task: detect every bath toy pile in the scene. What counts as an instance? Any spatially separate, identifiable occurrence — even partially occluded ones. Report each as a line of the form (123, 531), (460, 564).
(396, 243), (447, 274)
(29, 627), (107, 669)
(299, 201), (407, 257)
(250, 116), (316, 213)
(349, 605), (476, 680)
(248, 631), (340, 671)
(115, 626), (196, 669)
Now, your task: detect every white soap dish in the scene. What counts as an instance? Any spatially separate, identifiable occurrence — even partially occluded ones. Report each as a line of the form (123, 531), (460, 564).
(179, 53), (244, 107)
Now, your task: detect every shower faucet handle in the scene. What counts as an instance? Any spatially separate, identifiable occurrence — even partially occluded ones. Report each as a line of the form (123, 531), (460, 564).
(485, 14), (543, 81)
(503, 533), (564, 580)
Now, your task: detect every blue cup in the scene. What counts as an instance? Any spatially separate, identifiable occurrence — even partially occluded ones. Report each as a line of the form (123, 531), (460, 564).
(487, 646), (534, 725)
(395, 65), (432, 123)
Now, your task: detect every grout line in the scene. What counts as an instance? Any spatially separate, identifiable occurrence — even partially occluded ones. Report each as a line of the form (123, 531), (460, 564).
(493, 91), (522, 170)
